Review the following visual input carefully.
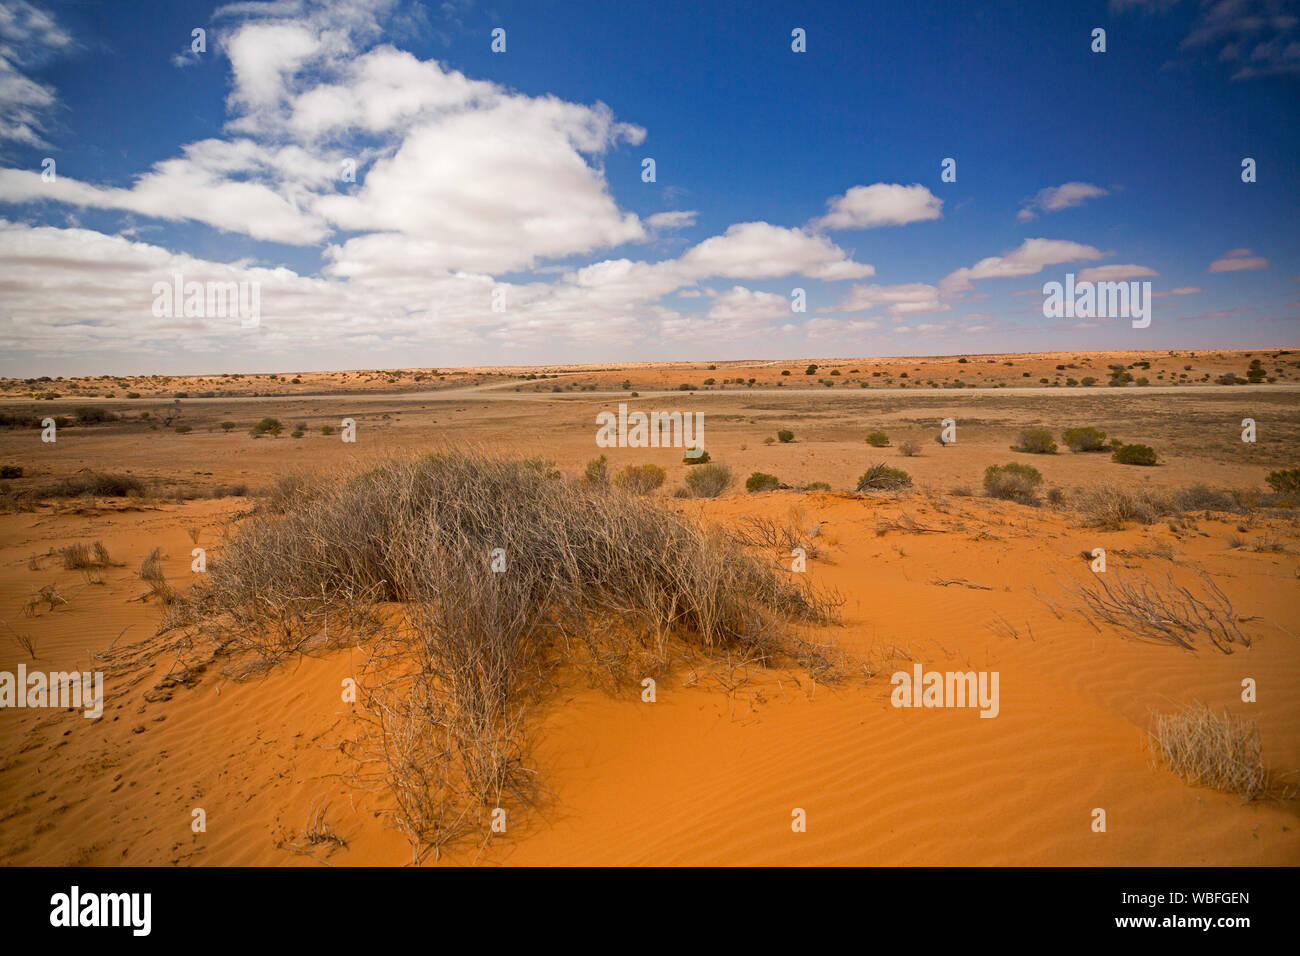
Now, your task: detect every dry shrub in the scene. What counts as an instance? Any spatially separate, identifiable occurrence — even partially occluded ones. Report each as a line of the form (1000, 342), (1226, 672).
(1062, 568), (1247, 653)
(1073, 485), (1171, 529)
(682, 462), (733, 498)
(60, 540), (113, 570)
(1152, 704), (1268, 799)
(179, 451), (839, 858)
(612, 463), (665, 495)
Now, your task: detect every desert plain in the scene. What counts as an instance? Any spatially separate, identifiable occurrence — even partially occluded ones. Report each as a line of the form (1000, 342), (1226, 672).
(0, 348), (1297, 866)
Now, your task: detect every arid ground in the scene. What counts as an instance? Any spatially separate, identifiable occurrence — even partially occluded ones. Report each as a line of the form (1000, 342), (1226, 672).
(1, 349), (1297, 866)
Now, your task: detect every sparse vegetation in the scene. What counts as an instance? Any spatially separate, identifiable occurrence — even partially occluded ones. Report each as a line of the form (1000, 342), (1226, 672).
(1014, 428), (1057, 454)
(682, 462), (733, 497)
(1062, 426), (1108, 452)
(613, 463), (666, 495)
(856, 463), (912, 491)
(983, 462), (1043, 504)
(864, 431), (889, 447)
(1112, 443), (1158, 466)
(745, 472), (780, 493)
(175, 451), (836, 857)
(777, 429), (794, 443)
(1265, 468), (1300, 495)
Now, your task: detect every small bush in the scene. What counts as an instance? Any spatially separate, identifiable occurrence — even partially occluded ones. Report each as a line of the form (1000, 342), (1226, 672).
(898, 440), (920, 457)
(804, 481), (831, 491)
(1264, 468), (1300, 494)
(220, 421), (237, 432)
(683, 463), (733, 498)
(74, 406), (117, 424)
(864, 431), (889, 447)
(1112, 443), (1158, 466)
(175, 425), (192, 434)
(320, 424), (335, 436)
(856, 464), (912, 492)
(0, 465), (21, 479)
(683, 448), (711, 464)
(1015, 428), (1057, 454)
(613, 464), (666, 495)
(983, 462), (1043, 504)
(583, 455), (609, 486)
(251, 417), (283, 436)
(777, 429), (794, 443)
(1062, 426), (1108, 452)
(745, 472), (780, 493)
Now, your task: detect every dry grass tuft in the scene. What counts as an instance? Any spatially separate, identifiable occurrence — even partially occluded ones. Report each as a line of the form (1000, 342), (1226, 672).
(1151, 704), (1268, 799)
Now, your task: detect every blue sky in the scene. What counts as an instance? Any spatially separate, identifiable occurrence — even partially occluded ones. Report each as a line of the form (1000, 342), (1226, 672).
(0, 0), (1297, 376)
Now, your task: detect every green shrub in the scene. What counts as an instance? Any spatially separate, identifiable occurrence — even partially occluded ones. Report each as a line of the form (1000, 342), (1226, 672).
(864, 431), (889, 447)
(683, 463), (733, 498)
(221, 421), (237, 432)
(0, 465), (22, 479)
(745, 472), (781, 493)
(290, 429), (305, 439)
(1015, 428), (1057, 454)
(320, 424), (335, 435)
(583, 455), (609, 485)
(804, 481), (831, 491)
(1264, 468), (1300, 494)
(1112, 443), (1158, 466)
(613, 463), (666, 495)
(1062, 426), (1108, 452)
(250, 417), (282, 436)
(776, 429), (794, 443)
(683, 447), (711, 464)
(805, 364), (818, 375)
(175, 425), (192, 434)
(983, 462), (1043, 503)
(856, 464), (912, 491)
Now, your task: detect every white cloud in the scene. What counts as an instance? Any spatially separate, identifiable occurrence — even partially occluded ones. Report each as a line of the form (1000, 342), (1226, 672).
(812, 183), (942, 231)
(645, 210), (697, 230)
(940, 238), (1105, 295)
(1076, 264), (1158, 282)
(1208, 248), (1270, 272)
(0, 0), (74, 146)
(1017, 182), (1109, 221)
(828, 282), (947, 316)
(678, 222), (873, 281)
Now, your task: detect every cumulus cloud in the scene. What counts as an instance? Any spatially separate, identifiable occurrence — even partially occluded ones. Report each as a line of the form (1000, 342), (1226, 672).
(1017, 182), (1109, 221)
(677, 222), (873, 281)
(811, 183), (942, 231)
(1208, 248), (1270, 272)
